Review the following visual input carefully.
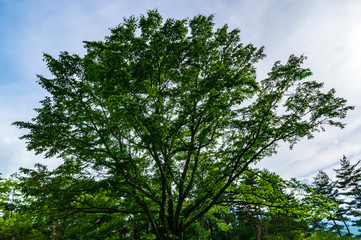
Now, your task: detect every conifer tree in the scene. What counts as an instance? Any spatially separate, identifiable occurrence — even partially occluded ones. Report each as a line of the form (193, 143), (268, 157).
(335, 156), (361, 231)
(312, 170), (353, 236)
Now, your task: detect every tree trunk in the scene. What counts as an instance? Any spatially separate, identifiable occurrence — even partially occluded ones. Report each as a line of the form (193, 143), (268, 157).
(51, 219), (57, 240)
(256, 215), (262, 240)
(341, 215), (351, 236)
(134, 221), (140, 240)
(260, 213), (269, 240)
(270, 214), (280, 238)
(331, 216), (342, 237)
(276, 214), (287, 240)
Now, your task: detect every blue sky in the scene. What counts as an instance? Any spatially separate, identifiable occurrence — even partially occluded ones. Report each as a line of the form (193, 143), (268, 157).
(1, 0), (361, 180)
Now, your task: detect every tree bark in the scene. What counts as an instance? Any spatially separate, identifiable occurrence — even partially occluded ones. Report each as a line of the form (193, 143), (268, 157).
(331, 216), (342, 237)
(255, 214), (262, 240)
(270, 214), (280, 238)
(51, 219), (57, 240)
(341, 215), (351, 236)
(260, 213), (269, 240)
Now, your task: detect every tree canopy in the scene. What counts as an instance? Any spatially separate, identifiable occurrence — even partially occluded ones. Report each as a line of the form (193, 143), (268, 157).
(13, 10), (353, 239)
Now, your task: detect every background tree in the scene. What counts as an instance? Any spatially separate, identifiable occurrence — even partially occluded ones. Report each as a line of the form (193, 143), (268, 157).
(13, 10), (353, 239)
(0, 174), (50, 240)
(312, 170), (352, 236)
(221, 169), (312, 240)
(6, 166), (359, 239)
(335, 156), (361, 197)
(335, 156), (361, 234)
(17, 163), (141, 239)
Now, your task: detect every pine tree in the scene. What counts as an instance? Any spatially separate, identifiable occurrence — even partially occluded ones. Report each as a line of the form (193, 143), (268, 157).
(335, 156), (361, 232)
(335, 156), (361, 197)
(312, 170), (350, 236)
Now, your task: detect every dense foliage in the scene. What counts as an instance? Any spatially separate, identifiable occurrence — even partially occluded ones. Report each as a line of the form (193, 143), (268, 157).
(1, 164), (360, 239)
(1, 10), (355, 239)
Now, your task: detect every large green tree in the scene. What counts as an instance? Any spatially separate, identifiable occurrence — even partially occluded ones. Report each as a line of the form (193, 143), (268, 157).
(14, 10), (353, 239)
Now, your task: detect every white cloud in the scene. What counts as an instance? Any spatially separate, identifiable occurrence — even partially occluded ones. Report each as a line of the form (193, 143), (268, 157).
(254, 1), (361, 180)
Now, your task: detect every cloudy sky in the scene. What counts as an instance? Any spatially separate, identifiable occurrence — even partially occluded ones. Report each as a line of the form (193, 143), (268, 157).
(0, 0), (360, 180)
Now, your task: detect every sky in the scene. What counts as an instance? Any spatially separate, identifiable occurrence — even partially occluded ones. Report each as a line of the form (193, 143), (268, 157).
(0, 0), (361, 180)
